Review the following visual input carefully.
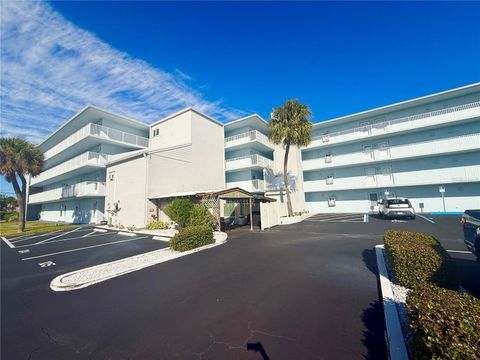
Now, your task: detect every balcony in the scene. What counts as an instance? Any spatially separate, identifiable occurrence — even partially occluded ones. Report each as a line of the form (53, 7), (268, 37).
(44, 123), (149, 161)
(31, 152), (108, 187)
(225, 154), (274, 172)
(29, 181), (106, 204)
(303, 165), (480, 192)
(303, 133), (480, 171)
(308, 101), (480, 149)
(226, 179), (265, 192)
(225, 130), (274, 150)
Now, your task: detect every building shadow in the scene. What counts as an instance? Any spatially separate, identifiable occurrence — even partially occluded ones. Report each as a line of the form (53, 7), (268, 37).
(247, 342), (270, 360)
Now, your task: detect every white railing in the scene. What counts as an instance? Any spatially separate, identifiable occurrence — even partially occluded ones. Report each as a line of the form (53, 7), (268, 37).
(225, 154), (274, 171)
(225, 130), (273, 149)
(309, 100), (480, 148)
(226, 179), (265, 192)
(31, 152), (108, 186)
(303, 165), (480, 192)
(303, 133), (480, 171)
(44, 123), (148, 160)
(29, 181), (106, 204)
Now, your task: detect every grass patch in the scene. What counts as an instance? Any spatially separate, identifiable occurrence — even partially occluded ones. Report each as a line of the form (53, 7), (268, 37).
(0, 220), (79, 238)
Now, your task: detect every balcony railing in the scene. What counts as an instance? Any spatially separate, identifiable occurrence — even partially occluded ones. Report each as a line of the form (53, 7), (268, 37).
(29, 181), (106, 204)
(303, 133), (480, 171)
(226, 179), (265, 192)
(309, 100), (480, 148)
(303, 165), (480, 192)
(31, 152), (108, 186)
(44, 123), (149, 160)
(225, 130), (273, 149)
(225, 154), (274, 171)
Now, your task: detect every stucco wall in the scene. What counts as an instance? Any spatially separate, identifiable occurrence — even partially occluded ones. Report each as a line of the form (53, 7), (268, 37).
(150, 111), (191, 149)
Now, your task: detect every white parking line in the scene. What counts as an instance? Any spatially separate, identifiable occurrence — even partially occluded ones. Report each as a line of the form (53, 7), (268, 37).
(417, 214), (435, 224)
(14, 232), (117, 248)
(36, 227), (84, 244)
(9, 230), (64, 243)
(446, 250), (471, 254)
(21, 236), (149, 261)
(1, 236), (15, 249)
(306, 214), (364, 222)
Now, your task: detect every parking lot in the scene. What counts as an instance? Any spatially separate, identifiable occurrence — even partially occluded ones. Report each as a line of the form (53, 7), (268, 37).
(1, 215), (478, 360)
(1, 227), (169, 286)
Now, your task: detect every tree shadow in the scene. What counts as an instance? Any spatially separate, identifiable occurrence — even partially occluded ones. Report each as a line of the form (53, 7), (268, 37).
(362, 248), (379, 276)
(361, 299), (389, 359)
(247, 342), (270, 360)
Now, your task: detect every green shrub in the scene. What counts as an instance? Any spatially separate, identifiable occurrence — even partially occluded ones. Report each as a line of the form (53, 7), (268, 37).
(384, 230), (457, 290)
(164, 198), (193, 227)
(145, 220), (169, 230)
(407, 283), (480, 360)
(188, 204), (215, 227)
(4, 211), (19, 222)
(170, 225), (214, 252)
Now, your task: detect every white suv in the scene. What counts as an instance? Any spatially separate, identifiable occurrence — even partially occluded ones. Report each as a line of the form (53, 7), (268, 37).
(379, 197), (416, 219)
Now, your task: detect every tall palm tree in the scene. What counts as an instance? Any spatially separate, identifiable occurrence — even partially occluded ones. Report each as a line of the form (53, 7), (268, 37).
(0, 137), (44, 232)
(269, 99), (312, 217)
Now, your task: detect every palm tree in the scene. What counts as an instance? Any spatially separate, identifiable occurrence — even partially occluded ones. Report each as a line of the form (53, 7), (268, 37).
(268, 99), (312, 217)
(0, 137), (44, 232)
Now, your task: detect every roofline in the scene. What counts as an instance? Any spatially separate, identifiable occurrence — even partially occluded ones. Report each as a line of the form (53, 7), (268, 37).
(105, 143), (192, 166)
(149, 107), (224, 127)
(224, 113), (268, 127)
(38, 105), (149, 147)
(313, 82), (480, 127)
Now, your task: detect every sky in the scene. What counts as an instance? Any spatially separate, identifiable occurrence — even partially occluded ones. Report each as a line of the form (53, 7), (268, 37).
(1, 1), (479, 194)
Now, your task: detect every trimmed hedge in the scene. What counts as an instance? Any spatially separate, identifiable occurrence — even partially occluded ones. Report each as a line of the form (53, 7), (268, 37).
(407, 284), (480, 359)
(164, 198), (193, 227)
(188, 204), (215, 227)
(384, 230), (457, 290)
(145, 221), (169, 230)
(170, 225), (214, 252)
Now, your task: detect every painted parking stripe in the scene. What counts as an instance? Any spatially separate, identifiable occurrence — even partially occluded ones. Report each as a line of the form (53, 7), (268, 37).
(1, 236), (15, 249)
(36, 227), (84, 244)
(446, 250), (471, 254)
(21, 236), (149, 261)
(14, 232), (117, 248)
(417, 214), (435, 224)
(9, 231), (64, 243)
(308, 214), (363, 221)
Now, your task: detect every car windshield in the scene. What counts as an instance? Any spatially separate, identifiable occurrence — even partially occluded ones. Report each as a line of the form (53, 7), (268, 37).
(388, 199), (409, 205)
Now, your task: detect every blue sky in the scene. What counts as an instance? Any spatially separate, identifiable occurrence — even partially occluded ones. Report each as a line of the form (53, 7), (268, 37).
(1, 1), (479, 194)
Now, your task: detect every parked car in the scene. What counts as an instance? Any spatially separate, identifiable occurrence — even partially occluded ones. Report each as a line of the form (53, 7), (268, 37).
(378, 198), (416, 219)
(461, 209), (480, 261)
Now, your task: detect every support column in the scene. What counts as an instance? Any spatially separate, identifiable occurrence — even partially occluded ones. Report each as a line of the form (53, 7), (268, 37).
(249, 198), (253, 231)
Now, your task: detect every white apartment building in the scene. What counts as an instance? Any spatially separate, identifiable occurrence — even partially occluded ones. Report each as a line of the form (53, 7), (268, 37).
(27, 106), (149, 223)
(302, 83), (480, 214)
(27, 83), (480, 225)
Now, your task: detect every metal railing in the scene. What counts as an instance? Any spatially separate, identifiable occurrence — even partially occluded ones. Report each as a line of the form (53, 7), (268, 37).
(31, 152), (108, 185)
(225, 130), (273, 148)
(303, 133), (480, 171)
(311, 100), (480, 144)
(29, 181), (106, 204)
(44, 123), (148, 159)
(225, 154), (274, 170)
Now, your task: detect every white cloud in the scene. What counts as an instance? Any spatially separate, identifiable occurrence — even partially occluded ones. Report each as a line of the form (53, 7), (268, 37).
(0, 1), (245, 143)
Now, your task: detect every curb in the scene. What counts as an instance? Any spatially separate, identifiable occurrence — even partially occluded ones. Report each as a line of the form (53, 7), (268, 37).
(117, 231), (136, 237)
(375, 244), (409, 360)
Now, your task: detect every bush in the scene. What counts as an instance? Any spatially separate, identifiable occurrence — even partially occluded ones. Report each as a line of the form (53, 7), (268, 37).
(4, 211), (19, 222)
(145, 220), (170, 230)
(170, 225), (214, 252)
(164, 198), (193, 227)
(407, 283), (480, 359)
(384, 230), (457, 290)
(188, 204), (215, 227)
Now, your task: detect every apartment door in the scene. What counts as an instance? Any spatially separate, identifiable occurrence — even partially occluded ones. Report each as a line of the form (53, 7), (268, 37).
(369, 193), (379, 212)
(377, 166), (393, 186)
(375, 141), (390, 160)
(365, 167), (376, 186)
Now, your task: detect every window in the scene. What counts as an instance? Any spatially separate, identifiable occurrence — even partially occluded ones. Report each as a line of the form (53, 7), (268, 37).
(152, 128), (159, 137)
(328, 197), (336, 207)
(322, 132), (330, 143)
(326, 175), (334, 185)
(108, 172), (115, 181)
(325, 153), (332, 163)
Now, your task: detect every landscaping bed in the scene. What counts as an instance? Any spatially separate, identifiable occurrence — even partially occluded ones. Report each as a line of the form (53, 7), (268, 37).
(382, 230), (480, 359)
